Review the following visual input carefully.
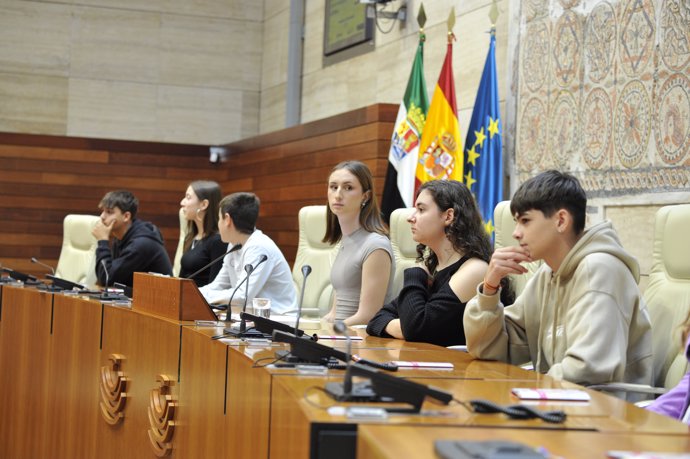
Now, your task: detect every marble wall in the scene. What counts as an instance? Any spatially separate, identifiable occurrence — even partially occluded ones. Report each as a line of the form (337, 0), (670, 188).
(260, 0), (512, 140)
(0, 0), (263, 144)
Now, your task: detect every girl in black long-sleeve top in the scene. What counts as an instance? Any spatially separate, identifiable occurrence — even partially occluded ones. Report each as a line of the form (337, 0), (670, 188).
(367, 180), (511, 347)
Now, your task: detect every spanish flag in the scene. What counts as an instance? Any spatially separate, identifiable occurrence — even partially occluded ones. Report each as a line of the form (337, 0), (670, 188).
(415, 34), (463, 189)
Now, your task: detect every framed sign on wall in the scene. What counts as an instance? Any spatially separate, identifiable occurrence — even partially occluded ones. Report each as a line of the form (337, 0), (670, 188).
(323, 0), (374, 65)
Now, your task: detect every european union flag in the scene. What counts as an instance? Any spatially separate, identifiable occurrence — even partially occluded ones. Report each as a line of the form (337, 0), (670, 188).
(464, 31), (502, 241)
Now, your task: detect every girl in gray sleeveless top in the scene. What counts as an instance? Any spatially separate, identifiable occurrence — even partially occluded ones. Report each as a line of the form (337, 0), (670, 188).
(322, 161), (395, 326)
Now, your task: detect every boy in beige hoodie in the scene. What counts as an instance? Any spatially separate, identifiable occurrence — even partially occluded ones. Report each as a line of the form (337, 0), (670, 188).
(463, 170), (653, 395)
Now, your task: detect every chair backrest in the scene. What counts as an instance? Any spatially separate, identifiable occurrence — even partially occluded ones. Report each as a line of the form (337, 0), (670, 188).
(173, 208), (188, 277)
(389, 207), (417, 297)
(644, 204), (690, 388)
(292, 206), (339, 317)
(54, 214), (101, 287)
(493, 200), (542, 296)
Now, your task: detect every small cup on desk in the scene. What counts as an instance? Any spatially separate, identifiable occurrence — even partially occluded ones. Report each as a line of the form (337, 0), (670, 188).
(252, 298), (271, 319)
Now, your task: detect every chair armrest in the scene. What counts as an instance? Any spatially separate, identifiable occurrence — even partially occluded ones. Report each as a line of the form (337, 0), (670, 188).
(298, 307), (322, 319)
(586, 382), (668, 395)
(447, 345), (468, 352)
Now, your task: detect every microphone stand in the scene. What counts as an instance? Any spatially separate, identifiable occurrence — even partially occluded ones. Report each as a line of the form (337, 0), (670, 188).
(31, 257), (55, 275)
(239, 264), (254, 333)
(185, 243), (242, 280)
(295, 264), (312, 334)
(98, 260), (123, 301)
(31, 257), (61, 291)
(324, 321), (378, 402)
(335, 321), (353, 395)
(212, 255), (268, 340)
(101, 259), (109, 295)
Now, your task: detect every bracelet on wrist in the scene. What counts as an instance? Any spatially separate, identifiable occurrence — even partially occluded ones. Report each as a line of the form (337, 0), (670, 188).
(483, 279), (499, 292)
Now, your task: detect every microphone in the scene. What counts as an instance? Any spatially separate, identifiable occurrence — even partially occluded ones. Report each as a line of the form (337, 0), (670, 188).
(239, 263), (255, 332)
(295, 264), (312, 335)
(31, 257), (55, 275)
(100, 259), (110, 292)
(222, 254), (268, 323)
(334, 320), (353, 395)
(185, 243), (242, 280)
(239, 254), (268, 333)
(212, 254), (268, 339)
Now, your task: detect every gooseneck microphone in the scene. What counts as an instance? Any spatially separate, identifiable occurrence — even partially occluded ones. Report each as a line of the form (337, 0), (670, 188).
(239, 264), (255, 333)
(211, 254), (269, 340)
(101, 259), (110, 292)
(31, 257), (55, 275)
(334, 320), (353, 396)
(295, 264), (312, 335)
(185, 243), (242, 280)
(223, 263), (253, 321)
(222, 254), (268, 324)
(238, 254), (268, 333)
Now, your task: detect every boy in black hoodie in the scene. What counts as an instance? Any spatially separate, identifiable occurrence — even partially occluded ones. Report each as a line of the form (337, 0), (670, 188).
(93, 190), (173, 287)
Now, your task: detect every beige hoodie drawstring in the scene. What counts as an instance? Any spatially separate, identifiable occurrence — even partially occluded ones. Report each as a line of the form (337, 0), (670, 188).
(551, 275), (562, 367)
(536, 274), (552, 373)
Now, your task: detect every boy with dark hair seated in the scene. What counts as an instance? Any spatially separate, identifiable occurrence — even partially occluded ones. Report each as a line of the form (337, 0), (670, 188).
(463, 170), (653, 396)
(93, 190), (173, 287)
(199, 192), (297, 315)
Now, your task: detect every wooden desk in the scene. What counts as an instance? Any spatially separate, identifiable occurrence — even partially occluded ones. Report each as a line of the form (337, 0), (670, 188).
(268, 372), (689, 459)
(0, 285), (54, 458)
(1, 286), (687, 459)
(357, 425), (690, 459)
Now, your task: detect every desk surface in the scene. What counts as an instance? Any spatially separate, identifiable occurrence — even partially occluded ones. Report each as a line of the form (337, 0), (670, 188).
(357, 425), (690, 459)
(2, 285), (687, 459)
(195, 322), (542, 381)
(268, 373), (688, 433)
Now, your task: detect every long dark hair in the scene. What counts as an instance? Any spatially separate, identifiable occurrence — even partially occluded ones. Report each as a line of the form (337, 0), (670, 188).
(415, 180), (492, 273)
(322, 160), (388, 244)
(415, 180), (514, 304)
(184, 180), (222, 251)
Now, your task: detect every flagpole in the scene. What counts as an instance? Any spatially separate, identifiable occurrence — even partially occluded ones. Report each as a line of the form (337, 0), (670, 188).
(447, 7), (456, 43)
(415, 6), (463, 188)
(380, 3), (430, 221)
(489, 0), (499, 36)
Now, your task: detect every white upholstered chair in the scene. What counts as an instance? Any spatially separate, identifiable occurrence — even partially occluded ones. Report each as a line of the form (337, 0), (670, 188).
(588, 204), (690, 399)
(54, 214), (100, 287)
(644, 203), (690, 389)
(173, 207), (188, 277)
(389, 207), (417, 298)
(292, 206), (339, 317)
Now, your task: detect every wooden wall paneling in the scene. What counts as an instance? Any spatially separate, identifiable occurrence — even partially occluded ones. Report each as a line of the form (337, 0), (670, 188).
(0, 286), (54, 459)
(97, 307), (182, 458)
(174, 327), (228, 459)
(45, 295), (102, 459)
(221, 105), (396, 265)
(0, 132), (230, 277)
(0, 104), (396, 277)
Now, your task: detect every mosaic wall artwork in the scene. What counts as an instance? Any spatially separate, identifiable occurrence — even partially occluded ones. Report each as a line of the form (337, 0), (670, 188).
(515, 0), (690, 198)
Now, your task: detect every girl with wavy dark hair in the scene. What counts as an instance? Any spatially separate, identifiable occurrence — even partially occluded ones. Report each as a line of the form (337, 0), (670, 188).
(367, 180), (503, 346)
(322, 161), (395, 325)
